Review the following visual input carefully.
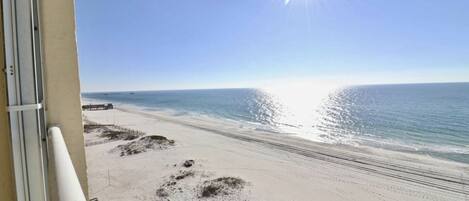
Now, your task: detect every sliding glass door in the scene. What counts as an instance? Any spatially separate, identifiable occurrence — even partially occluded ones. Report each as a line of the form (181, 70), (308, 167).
(2, 0), (48, 200)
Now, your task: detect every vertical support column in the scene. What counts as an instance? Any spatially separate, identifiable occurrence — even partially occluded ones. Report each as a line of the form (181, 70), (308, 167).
(40, 0), (89, 199)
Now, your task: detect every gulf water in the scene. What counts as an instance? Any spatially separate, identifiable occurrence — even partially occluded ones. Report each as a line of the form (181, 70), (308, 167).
(83, 83), (469, 163)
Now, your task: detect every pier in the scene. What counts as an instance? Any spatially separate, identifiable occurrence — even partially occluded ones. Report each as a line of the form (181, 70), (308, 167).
(82, 103), (114, 111)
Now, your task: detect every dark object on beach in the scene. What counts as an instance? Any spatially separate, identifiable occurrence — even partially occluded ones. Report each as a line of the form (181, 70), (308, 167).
(200, 177), (245, 198)
(82, 103), (113, 111)
(116, 135), (175, 156)
(183, 160), (195, 168)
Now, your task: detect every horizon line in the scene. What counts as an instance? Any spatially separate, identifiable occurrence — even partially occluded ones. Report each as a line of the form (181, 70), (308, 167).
(81, 81), (469, 94)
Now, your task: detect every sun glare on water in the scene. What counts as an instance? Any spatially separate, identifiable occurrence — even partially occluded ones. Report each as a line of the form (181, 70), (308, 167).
(259, 80), (346, 141)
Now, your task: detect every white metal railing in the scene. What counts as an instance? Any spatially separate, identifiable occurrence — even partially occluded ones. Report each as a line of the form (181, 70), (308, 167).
(48, 127), (86, 201)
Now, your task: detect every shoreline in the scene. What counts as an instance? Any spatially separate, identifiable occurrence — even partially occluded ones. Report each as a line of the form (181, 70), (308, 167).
(84, 105), (468, 201)
(83, 97), (468, 165)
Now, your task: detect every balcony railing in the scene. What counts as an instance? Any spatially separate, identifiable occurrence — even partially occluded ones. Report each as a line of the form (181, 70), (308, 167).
(48, 127), (86, 201)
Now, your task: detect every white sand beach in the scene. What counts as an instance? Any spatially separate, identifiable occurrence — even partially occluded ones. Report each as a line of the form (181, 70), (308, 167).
(84, 106), (469, 201)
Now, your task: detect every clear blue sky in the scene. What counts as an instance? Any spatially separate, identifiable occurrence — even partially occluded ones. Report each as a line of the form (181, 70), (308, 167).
(76, 0), (469, 92)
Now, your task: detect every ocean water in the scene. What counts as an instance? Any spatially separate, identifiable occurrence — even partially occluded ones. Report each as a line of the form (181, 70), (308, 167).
(83, 83), (469, 164)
